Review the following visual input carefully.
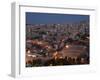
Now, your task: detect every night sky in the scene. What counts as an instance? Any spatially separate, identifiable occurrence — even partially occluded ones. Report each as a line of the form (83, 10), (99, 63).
(26, 12), (89, 24)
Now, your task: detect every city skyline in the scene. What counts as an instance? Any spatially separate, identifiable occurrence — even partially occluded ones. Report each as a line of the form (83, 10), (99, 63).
(26, 12), (89, 24)
(26, 12), (89, 67)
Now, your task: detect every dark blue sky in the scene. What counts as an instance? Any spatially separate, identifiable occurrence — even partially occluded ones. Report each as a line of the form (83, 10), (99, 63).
(26, 12), (89, 24)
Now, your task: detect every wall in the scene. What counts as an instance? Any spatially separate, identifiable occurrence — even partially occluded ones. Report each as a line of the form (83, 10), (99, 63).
(0, 0), (99, 80)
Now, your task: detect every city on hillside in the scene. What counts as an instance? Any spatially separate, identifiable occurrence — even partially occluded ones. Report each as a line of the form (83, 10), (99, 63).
(25, 21), (90, 67)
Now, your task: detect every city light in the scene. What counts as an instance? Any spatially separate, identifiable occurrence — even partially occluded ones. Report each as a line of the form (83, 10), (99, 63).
(65, 45), (69, 48)
(26, 21), (89, 67)
(27, 50), (31, 54)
